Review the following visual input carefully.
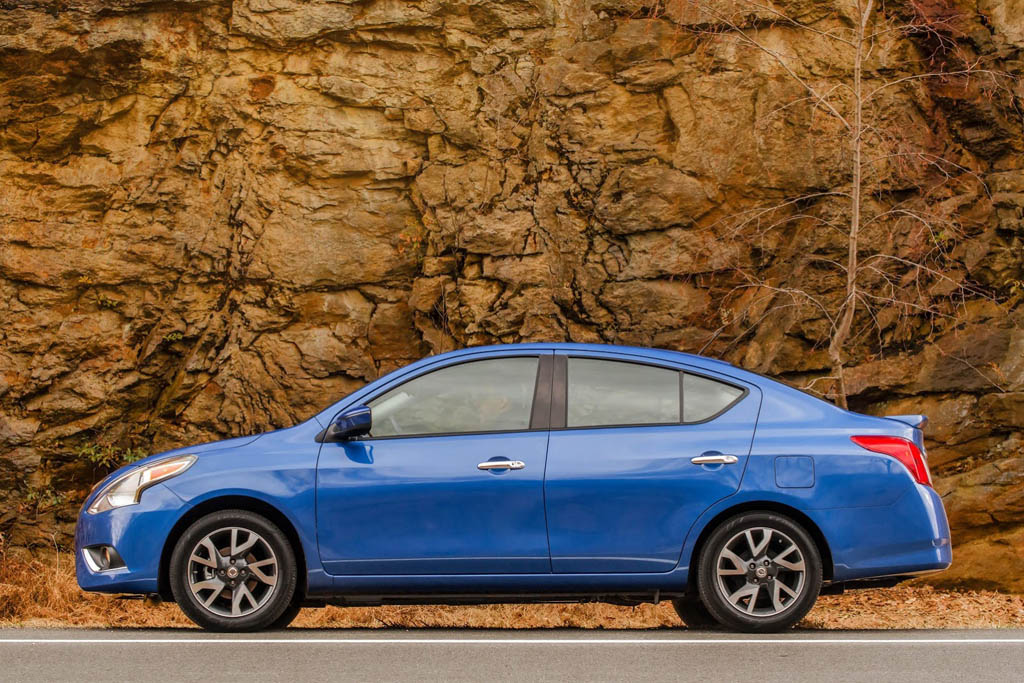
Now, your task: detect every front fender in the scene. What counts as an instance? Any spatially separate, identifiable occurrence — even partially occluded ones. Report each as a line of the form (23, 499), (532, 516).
(160, 421), (326, 587)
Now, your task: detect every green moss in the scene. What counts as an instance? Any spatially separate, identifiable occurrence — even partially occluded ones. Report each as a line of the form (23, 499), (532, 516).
(76, 443), (148, 469)
(96, 294), (122, 310)
(22, 486), (67, 511)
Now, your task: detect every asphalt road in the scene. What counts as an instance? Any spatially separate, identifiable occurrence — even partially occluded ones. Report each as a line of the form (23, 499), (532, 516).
(1, 629), (1022, 682)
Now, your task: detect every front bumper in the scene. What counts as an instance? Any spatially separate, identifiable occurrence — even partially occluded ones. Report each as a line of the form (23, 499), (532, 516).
(75, 483), (190, 594)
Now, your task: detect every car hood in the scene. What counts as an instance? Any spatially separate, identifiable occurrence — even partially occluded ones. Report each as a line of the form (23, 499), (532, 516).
(83, 433), (265, 506)
(152, 433), (265, 461)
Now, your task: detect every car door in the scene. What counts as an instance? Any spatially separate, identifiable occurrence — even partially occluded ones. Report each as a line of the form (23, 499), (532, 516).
(316, 352), (553, 575)
(543, 352), (761, 573)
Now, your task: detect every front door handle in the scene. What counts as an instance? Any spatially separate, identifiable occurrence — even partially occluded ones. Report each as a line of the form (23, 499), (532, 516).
(691, 454), (739, 465)
(478, 460), (525, 471)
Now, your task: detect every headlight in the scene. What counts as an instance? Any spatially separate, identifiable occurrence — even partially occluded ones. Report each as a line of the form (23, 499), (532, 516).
(87, 454), (196, 514)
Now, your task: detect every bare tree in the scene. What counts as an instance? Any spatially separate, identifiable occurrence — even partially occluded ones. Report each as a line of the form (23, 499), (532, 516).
(653, 0), (1007, 407)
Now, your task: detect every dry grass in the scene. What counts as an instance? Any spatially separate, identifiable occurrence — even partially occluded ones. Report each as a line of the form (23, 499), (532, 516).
(3, 550), (1022, 630)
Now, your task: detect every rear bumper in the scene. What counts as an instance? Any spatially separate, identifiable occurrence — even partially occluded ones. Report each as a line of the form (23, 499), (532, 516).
(823, 484), (952, 582)
(75, 483), (189, 594)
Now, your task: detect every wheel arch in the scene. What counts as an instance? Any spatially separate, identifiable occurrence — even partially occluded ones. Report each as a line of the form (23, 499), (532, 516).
(158, 495), (308, 602)
(685, 501), (834, 592)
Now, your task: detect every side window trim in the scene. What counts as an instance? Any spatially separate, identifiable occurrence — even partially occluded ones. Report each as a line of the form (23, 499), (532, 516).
(529, 355), (554, 430)
(550, 354), (750, 431)
(360, 353), (551, 440)
(679, 370), (685, 423)
(551, 354), (567, 429)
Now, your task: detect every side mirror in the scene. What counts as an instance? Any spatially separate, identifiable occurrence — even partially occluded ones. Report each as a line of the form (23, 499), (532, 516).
(317, 405), (372, 443)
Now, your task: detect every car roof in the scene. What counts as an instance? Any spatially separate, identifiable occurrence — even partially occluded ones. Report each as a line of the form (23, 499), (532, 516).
(429, 342), (737, 370)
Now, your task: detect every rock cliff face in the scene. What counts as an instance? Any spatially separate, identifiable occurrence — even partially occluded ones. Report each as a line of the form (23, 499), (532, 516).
(1, 1), (1021, 590)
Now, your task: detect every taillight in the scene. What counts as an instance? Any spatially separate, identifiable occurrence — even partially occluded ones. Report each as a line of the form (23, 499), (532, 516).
(850, 435), (932, 486)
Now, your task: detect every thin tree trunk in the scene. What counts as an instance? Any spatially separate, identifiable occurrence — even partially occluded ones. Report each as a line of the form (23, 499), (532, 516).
(829, 0), (873, 410)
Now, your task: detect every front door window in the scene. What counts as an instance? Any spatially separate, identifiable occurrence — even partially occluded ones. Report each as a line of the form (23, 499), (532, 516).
(368, 357), (540, 437)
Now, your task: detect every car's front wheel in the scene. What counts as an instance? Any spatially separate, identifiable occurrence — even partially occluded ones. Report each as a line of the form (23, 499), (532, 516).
(697, 511), (822, 632)
(170, 510), (298, 632)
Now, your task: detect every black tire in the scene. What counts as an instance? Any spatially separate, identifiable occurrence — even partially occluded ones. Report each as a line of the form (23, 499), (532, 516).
(697, 511), (822, 633)
(170, 509), (298, 632)
(671, 595), (719, 630)
(268, 601), (303, 630)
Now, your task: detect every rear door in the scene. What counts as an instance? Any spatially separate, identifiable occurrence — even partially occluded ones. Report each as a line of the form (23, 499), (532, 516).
(543, 352), (761, 573)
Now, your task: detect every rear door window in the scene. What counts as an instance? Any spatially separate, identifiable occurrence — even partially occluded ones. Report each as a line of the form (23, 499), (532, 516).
(566, 358), (680, 428)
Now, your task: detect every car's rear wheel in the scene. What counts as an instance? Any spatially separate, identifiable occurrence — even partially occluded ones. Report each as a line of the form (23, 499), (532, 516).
(697, 511), (822, 633)
(170, 510), (298, 632)
(671, 595), (718, 629)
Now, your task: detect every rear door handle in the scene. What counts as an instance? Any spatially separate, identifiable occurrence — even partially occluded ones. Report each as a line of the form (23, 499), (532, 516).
(478, 460), (525, 471)
(691, 454), (739, 465)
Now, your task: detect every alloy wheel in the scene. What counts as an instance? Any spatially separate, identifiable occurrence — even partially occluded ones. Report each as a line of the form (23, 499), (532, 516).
(714, 526), (806, 617)
(186, 526), (279, 618)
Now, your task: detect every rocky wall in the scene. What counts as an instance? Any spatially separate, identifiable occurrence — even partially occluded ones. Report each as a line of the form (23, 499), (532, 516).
(1, 0), (1022, 590)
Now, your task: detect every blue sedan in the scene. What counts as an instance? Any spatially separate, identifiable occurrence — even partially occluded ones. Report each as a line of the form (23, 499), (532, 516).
(76, 343), (951, 632)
